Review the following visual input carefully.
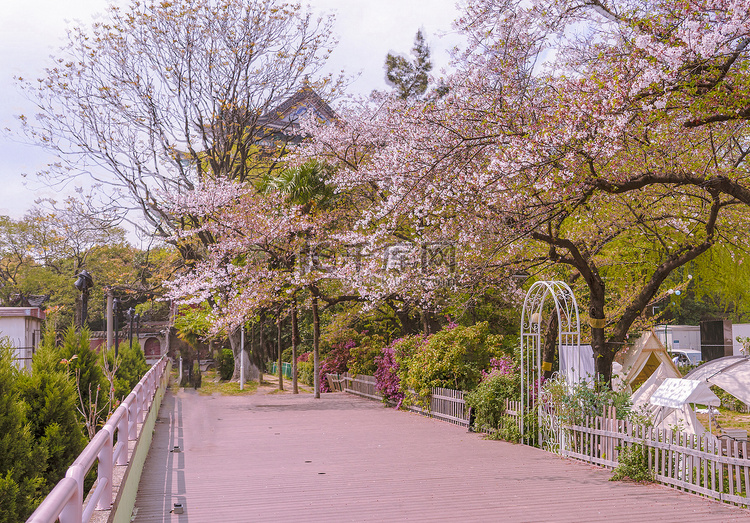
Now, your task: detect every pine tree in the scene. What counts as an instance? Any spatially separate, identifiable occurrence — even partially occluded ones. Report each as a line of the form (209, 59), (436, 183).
(385, 30), (433, 100)
(0, 346), (45, 522)
(17, 331), (87, 490)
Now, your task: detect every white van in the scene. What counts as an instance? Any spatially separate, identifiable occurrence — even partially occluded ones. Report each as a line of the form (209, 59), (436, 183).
(670, 349), (702, 366)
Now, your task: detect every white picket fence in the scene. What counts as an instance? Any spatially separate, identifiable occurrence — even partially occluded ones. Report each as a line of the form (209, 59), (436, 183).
(329, 373), (750, 508)
(563, 407), (750, 507)
(328, 373), (519, 430)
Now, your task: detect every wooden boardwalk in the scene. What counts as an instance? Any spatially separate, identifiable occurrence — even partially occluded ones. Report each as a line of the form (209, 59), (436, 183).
(133, 386), (750, 522)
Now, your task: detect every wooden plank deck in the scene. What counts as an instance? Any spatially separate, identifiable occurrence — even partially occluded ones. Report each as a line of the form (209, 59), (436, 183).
(133, 387), (750, 522)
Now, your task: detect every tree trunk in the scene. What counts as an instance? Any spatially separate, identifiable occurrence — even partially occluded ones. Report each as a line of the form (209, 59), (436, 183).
(228, 325), (242, 381)
(258, 317), (265, 383)
(277, 308), (284, 391)
(542, 313), (558, 380)
(589, 298), (611, 385)
(291, 296), (299, 394)
(311, 292), (320, 399)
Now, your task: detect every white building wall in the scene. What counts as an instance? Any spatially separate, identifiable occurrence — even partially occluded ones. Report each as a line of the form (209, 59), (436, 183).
(732, 324), (750, 356)
(0, 316), (29, 347)
(654, 325), (701, 351)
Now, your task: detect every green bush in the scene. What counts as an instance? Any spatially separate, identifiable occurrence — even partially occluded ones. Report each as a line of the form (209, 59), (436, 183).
(544, 376), (632, 425)
(349, 335), (386, 376)
(102, 341), (150, 402)
(297, 355), (314, 386)
(218, 348), (235, 380)
(58, 326), (107, 417)
(465, 369), (521, 432)
(611, 443), (654, 482)
(0, 344), (46, 522)
(399, 322), (504, 398)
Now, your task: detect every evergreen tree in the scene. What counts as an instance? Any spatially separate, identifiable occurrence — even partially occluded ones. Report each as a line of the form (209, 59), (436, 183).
(0, 345), (45, 522)
(102, 340), (150, 402)
(17, 331), (86, 490)
(385, 30), (433, 100)
(58, 327), (108, 438)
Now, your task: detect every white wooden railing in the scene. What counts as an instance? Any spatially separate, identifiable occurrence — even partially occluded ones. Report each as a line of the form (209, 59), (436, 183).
(331, 373), (473, 427)
(27, 356), (170, 523)
(563, 409), (750, 507)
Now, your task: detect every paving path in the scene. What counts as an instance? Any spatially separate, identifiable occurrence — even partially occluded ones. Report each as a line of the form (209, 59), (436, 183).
(133, 384), (750, 522)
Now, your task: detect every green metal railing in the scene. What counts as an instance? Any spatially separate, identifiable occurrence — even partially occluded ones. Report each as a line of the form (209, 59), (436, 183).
(270, 361), (293, 379)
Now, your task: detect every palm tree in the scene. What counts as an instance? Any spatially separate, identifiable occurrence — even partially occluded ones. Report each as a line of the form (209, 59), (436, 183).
(259, 160), (336, 398)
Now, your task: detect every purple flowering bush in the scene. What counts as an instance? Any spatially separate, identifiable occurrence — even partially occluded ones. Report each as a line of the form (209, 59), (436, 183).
(375, 345), (403, 407)
(319, 340), (354, 392)
(374, 335), (425, 407)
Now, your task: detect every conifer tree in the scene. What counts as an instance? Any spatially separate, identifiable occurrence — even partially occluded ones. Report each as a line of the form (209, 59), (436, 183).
(385, 30), (433, 100)
(0, 346), (45, 522)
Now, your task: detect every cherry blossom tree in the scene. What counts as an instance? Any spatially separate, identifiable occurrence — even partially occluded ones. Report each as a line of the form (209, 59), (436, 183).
(297, 0), (750, 384)
(18, 0), (340, 240)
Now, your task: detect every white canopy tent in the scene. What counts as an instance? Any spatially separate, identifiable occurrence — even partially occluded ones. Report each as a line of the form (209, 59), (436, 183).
(648, 378), (721, 435)
(630, 365), (719, 436)
(685, 355), (750, 406)
(649, 378), (721, 409)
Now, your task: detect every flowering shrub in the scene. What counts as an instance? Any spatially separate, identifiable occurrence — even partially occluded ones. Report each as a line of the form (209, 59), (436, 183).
(465, 356), (521, 434)
(319, 340), (354, 392)
(481, 356), (515, 380)
(375, 344), (403, 407)
(399, 322), (505, 399)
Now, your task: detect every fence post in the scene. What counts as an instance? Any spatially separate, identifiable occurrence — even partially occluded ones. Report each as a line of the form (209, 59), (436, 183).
(97, 425), (114, 510)
(62, 464), (84, 523)
(116, 405), (129, 466)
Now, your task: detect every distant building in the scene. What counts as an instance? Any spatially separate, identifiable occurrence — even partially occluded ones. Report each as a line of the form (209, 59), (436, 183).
(0, 307), (45, 372)
(89, 320), (172, 364)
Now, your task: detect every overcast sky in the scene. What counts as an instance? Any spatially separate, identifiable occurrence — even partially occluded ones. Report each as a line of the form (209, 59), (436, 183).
(0, 0), (464, 222)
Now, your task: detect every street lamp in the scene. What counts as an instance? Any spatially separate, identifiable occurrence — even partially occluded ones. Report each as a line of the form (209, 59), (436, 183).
(113, 297), (121, 357)
(127, 307), (136, 349)
(73, 270), (94, 327)
(134, 313), (140, 350)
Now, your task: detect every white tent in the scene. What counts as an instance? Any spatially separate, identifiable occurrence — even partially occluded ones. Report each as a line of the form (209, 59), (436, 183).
(647, 378), (721, 436)
(630, 366), (719, 436)
(685, 355), (750, 406)
(649, 378), (720, 409)
(631, 363), (678, 407)
(622, 330), (681, 389)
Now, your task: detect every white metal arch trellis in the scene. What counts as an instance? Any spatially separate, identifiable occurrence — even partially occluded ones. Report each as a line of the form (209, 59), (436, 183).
(520, 281), (580, 448)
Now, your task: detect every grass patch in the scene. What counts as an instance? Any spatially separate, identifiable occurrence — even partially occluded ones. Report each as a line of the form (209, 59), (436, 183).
(696, 407), (750, 435)
(197, 369), (259, 396)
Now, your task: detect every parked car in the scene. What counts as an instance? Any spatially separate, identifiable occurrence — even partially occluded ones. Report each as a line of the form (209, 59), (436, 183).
(670, 349), (702, 366)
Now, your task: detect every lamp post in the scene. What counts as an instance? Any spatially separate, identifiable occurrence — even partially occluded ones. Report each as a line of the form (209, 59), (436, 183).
(127, 307), (136, 350)
(113, 297), (121, 357)
(135, 313), (140, 350)
(73, 270), (94, 328)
